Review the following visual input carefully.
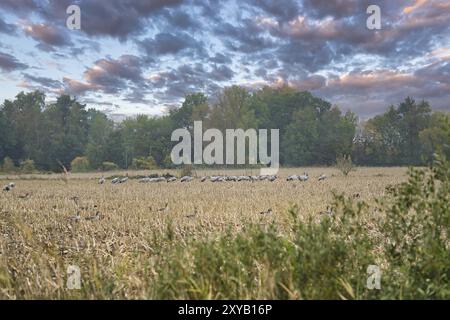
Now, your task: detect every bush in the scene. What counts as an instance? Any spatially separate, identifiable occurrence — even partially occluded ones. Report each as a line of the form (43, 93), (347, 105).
(20, 159), (36, 174)
(70, 156), (91, 172)
(131, 156), (157, 170)
(163, 154), (175, 169)
(101, 161), (119, 171)
(1, 157), (16, 173)
(336, 154), (356, 176)
(379, 152), (449, 299)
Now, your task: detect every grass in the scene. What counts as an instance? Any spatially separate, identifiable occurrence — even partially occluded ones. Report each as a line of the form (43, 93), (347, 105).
(0, 163), (447, 299)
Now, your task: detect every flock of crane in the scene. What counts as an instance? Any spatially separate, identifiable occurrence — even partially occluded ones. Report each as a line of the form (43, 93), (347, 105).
(95, 172), (328, 184)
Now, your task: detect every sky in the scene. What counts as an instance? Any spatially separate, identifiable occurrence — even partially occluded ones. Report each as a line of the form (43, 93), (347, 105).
(0, 0), (449, 119)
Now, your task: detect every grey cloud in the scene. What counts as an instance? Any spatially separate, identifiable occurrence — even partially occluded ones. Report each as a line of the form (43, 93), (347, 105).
(0, 52), (28, 72)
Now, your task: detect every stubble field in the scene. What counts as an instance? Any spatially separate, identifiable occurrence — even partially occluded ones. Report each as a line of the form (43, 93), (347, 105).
(0, 167), (412, 299)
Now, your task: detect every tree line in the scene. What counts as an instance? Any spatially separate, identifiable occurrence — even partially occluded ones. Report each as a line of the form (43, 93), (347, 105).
(0, 86), (448, 172)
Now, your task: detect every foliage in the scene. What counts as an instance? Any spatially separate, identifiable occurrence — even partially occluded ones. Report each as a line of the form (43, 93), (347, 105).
(131, 156), (157, 170)
(0, 91), (446, 172)
(1, 157), (16, 173)
(101, 161), (119, 171)
(70, 156), (91, 172)
(379, 152), (449, 298)
(335, 154), (356, 176)
(20, 159), (36, 174)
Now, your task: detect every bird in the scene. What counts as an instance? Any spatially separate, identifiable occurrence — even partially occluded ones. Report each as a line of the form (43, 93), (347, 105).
(98, 177), (106, 184)
(111, 177), (120, 184)
(68, 212), (81, 221)
(286, 175), (298, 181)
(319, 206), (333, 216)
(166, 177), (177, 182)
(70, 196), (80, 207)
(139, 177), (151, 183)
(2, 185), (11, 192)
(85, 211), (101, 221)
(318, 174), (327, 181)
(18, 192), (30, 199)
(180, 176), (193, 182)
(259, 208), (273, 215)
(200, 176), (208, 182)
(268, 175), (277, 182)
(156, 202), (169, 212)
(119, 177), (128, 184)
(8, 182), (15, 189)
(185, 207), (198, 218)
(299, 172), (309, 181)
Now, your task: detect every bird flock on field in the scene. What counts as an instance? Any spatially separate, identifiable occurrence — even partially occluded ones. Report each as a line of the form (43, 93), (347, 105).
(95, 172), (329, 184)
(1, 172), (333, 222)
(1, 173), (328, 193)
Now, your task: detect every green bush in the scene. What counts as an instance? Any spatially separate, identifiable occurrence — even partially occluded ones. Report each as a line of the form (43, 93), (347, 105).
(101, 161), (119, 171)
(379, 152), (449, 299)
(20, 159), (36, 173)
(70, 156), (91, 172)
(336, 154), (356, 176)
(1, 157), (16, 173)
(131, 156), (157, 170)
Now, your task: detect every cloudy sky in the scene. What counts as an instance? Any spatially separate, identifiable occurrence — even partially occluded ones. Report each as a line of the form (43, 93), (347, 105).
(0, 0), (449, 118)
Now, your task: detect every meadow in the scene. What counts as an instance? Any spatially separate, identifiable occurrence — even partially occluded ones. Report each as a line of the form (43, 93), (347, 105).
(0, 164), (448, 299)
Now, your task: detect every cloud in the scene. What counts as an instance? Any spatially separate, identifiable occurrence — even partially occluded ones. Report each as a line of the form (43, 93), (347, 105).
(22, 22), (72, 50)
(62, 77), (99, 95)
(23, 73), (62, 88)
(1, 0), (449, 117)
(0, 16), (17, 34)
(0, 52), (28, 72)
(138, 32), (205, 57)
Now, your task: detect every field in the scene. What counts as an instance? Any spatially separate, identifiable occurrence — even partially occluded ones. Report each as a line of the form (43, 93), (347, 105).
(0, 166), (448, 299)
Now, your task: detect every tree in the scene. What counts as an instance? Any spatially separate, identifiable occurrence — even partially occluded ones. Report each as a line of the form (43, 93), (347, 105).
(419, 112), (449, 161)
(86, 109), (114, 169)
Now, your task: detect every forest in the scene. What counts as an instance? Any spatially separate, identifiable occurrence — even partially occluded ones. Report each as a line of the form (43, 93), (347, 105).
(0, 85), (448, 172)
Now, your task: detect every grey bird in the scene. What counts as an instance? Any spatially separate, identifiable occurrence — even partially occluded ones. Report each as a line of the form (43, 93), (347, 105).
(98, 177), (106, 184)
(180, 176), (193, 182)
(299, 172), (309, 181)
(68, 212), (81, 221)
(119, 177), (128, 183)
(318, 174), (327, 181)
(259, 208), (273, 215)
(111, 177), (120, 184)
(85, 211), (101, 221)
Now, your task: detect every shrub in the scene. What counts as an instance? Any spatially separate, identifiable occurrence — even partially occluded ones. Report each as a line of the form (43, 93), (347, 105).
(1, 157), (16, 173)
(20, 159), (36, 174)
(336, 154), (356, 176)
(379, 152), (449, 299)
(131, 156), (157, 170)
(70, 156), (91, 172)
(101, 161), (119, 171)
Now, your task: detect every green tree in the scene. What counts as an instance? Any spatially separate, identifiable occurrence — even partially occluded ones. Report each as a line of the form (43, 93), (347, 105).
(419, 112), (449, 161)
(86, 110), (114, 169)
